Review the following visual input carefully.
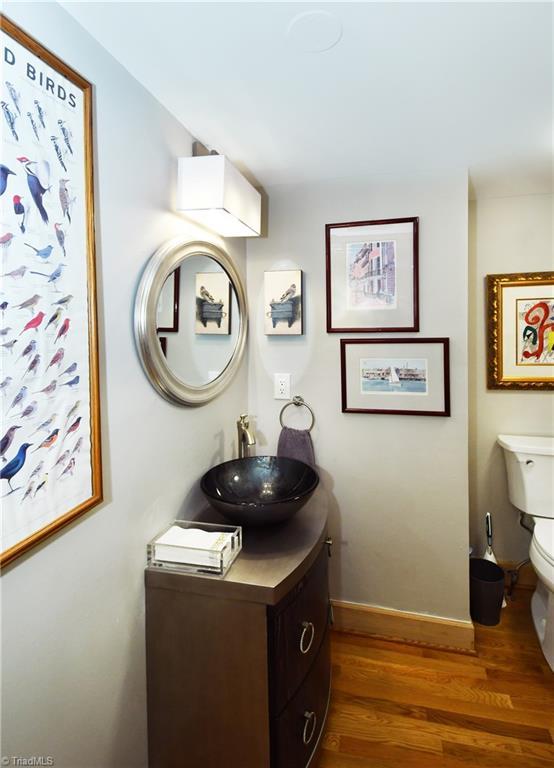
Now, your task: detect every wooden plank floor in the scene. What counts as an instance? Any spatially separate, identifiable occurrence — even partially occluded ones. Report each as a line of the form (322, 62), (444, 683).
(315, 590), (554, 767)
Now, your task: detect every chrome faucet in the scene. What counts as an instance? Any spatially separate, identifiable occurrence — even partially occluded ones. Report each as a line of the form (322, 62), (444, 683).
(237, 414), (256, 459)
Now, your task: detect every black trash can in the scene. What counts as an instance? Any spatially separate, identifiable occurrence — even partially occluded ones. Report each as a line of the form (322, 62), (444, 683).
(469, 558), (505, 626)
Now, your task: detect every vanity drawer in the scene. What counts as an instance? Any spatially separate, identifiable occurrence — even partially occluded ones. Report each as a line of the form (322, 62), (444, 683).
(272, 627), (330, 768)
(270, 544), (329, 711)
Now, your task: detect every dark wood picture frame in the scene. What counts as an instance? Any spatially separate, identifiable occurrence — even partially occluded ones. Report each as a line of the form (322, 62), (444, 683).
(156, 266), (180, 333)
(326, 217), (419, 333)
(341, 338), (450, 416)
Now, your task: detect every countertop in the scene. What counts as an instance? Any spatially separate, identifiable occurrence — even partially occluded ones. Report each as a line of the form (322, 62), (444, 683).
(145, 487), (328, 605)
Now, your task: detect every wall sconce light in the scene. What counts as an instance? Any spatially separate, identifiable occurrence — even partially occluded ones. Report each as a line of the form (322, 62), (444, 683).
(177, 155), (261, 237)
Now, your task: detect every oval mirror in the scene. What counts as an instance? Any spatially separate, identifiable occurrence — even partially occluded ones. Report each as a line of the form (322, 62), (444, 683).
(134, 238), (248, 405)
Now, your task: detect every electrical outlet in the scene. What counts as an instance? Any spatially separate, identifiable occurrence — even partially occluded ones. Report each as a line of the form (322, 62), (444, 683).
(274, 373), (291, 400)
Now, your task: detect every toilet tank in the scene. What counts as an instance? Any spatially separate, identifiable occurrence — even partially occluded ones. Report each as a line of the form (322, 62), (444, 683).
(497, 435), (554, 519)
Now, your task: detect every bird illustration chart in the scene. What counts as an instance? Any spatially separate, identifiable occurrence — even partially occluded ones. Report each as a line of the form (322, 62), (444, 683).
(1, 21), (100, 562)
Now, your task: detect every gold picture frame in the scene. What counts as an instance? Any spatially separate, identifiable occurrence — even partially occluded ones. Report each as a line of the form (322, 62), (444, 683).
(486, 271), (554, 390)
(1, 16), (102, 566)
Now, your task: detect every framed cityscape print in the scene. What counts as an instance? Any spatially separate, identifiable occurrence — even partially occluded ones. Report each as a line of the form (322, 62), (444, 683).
(487, 271), (554, 390)
(341, 338), (450, 416)
(326, 217), (419, 333)
(264, 269), (303, 335)
(156, 267), (180, 333)
(0, 16), (102, 566)
(158, 335), (167, 358)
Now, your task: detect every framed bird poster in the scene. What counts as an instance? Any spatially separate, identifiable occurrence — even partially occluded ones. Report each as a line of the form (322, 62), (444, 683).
(264, 269), (303, 335)
(0, 16), (102, 566)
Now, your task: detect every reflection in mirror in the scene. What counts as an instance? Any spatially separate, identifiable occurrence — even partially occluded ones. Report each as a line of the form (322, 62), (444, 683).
(134, 238), (247, 406)
(157, 267), (180, 333)
(156, 256), (239, 387)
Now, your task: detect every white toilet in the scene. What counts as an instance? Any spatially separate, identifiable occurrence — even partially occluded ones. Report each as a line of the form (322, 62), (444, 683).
(497, 435), (554, 670)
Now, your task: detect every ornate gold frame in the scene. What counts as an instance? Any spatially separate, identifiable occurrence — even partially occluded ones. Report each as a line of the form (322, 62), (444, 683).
(0, 16), (102, 566)
(486, 271), (554, 390)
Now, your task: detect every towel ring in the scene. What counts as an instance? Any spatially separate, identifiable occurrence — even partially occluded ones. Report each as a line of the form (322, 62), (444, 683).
(279, 396), (315, 432)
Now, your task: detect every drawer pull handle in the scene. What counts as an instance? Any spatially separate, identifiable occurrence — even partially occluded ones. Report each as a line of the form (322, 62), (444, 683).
(303, 711), (317, 745)
(300, 621), (315, 654)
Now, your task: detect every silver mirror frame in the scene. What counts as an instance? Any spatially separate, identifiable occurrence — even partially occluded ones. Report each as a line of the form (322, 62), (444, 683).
(134, 237), (248, 406)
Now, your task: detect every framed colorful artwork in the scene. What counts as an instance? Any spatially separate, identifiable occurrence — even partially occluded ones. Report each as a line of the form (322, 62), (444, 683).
(326, 217), (419, 333)
(0, 16), (102, 566)
(264, 269), (303, 335)
(156, 266), (180, 333)
(195, 271), (231, 334)
(341, 338), (450, 416)
(487, 272), (554, 390)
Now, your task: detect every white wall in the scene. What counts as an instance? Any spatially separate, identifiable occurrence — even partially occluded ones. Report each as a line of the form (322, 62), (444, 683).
(1, 4), (247, 766)
(247, 171), (470, 621)
(469, 193), (554, 562)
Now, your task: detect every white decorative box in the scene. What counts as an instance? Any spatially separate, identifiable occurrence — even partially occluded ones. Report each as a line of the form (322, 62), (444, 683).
(147, 520), (242, 577)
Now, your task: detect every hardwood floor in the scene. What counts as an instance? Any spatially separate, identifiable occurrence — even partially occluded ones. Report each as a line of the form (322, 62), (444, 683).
(315, 590), (554, 767)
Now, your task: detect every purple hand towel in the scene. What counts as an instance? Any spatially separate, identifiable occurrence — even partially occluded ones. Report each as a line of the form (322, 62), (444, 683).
(277, 426), (316, 469)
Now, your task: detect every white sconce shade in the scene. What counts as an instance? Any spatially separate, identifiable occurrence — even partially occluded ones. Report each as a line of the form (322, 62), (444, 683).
(177, 155), (261, 237)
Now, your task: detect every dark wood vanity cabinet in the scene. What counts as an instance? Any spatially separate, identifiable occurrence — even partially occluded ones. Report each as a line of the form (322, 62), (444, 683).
(269, 544), (330, 713)
(145, 497), (330, 768)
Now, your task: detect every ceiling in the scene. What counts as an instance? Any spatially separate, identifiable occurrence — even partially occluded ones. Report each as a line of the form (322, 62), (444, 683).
(63, 2), (552, 198)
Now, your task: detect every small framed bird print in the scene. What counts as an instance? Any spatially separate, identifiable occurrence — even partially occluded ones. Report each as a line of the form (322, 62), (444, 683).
(195, 272), (232, 335)
(264, 269), (303, 335)
(0, 16), (102, 566)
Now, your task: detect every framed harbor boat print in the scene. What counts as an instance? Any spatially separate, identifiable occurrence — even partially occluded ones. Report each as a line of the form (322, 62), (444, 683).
(264, 269), (303, 335)
(341, 338), (450, 416)
(487, 271), (554, 390)
(326, 217), (419, 333)
(0, 16), (102, 566)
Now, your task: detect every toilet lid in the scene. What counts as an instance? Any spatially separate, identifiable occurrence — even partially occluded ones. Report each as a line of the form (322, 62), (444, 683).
(533, 519), (554, 566)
